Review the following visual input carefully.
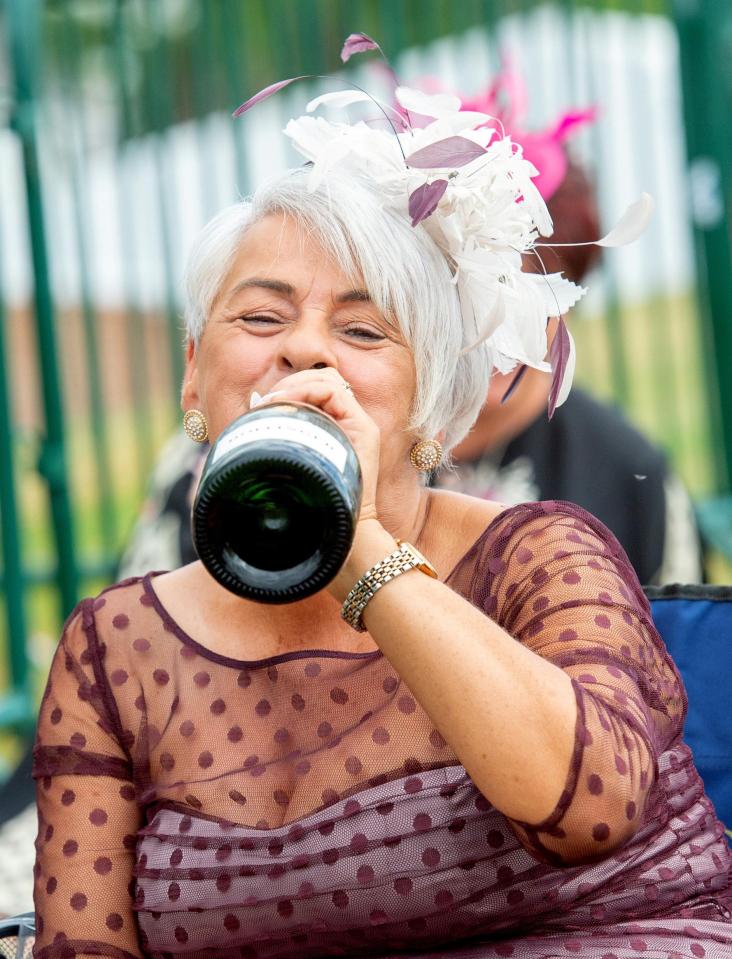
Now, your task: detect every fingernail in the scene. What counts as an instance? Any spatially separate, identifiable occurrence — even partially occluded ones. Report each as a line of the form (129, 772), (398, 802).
(258, 390), (286, 406)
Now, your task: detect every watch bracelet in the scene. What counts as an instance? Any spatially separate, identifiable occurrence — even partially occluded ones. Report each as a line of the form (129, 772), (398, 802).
(341, 544), (418, 632)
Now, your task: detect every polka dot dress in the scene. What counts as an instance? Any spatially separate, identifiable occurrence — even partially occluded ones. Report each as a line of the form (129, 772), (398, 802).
(32, 503), (732, 958)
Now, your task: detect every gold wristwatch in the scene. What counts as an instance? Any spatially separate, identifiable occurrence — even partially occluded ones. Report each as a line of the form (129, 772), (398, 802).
(341, 540), (438, 632)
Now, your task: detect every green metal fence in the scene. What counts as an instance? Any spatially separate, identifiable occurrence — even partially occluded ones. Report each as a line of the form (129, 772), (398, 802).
(0, 0), (730, 741)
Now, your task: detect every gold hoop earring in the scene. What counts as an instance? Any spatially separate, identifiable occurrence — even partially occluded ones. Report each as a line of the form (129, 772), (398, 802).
(410, 439), (442, 472)
(183, 409), (208, 443)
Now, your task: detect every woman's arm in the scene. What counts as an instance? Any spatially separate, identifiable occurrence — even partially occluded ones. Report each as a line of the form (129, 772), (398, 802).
(333, 517), (577, 824)
(33, 604), (144, 959)
(331, 506), (676, 865)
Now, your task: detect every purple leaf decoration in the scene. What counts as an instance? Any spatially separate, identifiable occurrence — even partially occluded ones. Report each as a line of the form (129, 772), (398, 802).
(409, 179), (448, 226)
(500, 364), (528, 405)
(233, 76), (308, 118)
(548, 317), (571, 419)
(341, 33), (380, 63)
(406, 136), (486, 169)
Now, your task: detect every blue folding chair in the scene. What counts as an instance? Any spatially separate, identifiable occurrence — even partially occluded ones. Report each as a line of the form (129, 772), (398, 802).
(646, 584), (732, 842)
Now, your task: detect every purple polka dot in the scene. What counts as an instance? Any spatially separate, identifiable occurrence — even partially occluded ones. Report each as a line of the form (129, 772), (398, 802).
(63, 840), (78, 857)
(69, 732), (86, 749)
(394, 877), (413, 895)
(345, 756), (362, 775)
(562, 571), (581, 585)
(356, 864), (374, 884)
(223, 914), (240, 932)
(61, 789), (76, 806)
(595, 614), (611, 629)
(350, 833), (368, 854)
(592, 822), (610, 841)
(330, 687), (349, 704)
(422, 848), (440, 867)
(413, 813), (432, 832)
(317, 721), (332, 738)
(343, 799), (361, 817)
(559, 629), (578, 642)
(404, 776), (423, 794)
(382, 676), (398, 693)
(507, 889), (525, 905)
(94, 856), (112, 875)
(291, 693), (305, 711)
(588, 774), (603, 795)
(70, 892), (87, 911)
(46, 877), (57, 894)
(106, 913), (123, 932)
(255, 699), (271, 717)
(487, 829), (504, 848)
(198, 751), (213, 768)
(304, 662), (321, 677)
(626, 801), (637, 820)
(132, 637), (150, 652)
(294, 760), (311, 776)
(228, 725), (243, 742)
(153, 669), (169, 685)
(615, 754), (628, 775)
(167, 883), (180, 902)
(174, 927), (188, 944)
(193, 671), (210, 687)
(229, 790), (247, 805)
(210, 698), (226, 715)
(216, 875), (231, 892)
(429, 729), (446, 748)
(372, 727), (390, 744)
(332, 890), (349, 908)
(112, 614), (129, 629)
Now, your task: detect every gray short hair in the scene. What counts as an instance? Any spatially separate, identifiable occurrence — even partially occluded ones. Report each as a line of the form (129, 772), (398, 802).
(183, 168), (492, 452)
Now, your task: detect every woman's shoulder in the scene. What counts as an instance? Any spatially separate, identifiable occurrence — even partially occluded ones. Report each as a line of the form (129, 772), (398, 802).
(428, 492), (630, 577)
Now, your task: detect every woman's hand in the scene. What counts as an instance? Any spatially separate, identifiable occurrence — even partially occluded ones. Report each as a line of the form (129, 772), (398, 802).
(257, 367), (381, 528)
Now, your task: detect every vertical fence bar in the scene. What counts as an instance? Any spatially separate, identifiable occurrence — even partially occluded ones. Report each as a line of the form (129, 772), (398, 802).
(674, 0), (732, 495)
(112, 0), (154, 496)
(60, 5), (118, 561)
(7, 0), (79, 620)
(0, 241), (34, 730)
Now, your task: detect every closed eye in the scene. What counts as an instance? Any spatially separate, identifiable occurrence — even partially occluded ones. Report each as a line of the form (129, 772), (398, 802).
(343, 325), (385, 342)
(240, 314), (282, 326)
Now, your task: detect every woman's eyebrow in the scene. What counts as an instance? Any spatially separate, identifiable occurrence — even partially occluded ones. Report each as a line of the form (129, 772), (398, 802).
(335, 289), (371, 304)
(225, 278), (295, 304)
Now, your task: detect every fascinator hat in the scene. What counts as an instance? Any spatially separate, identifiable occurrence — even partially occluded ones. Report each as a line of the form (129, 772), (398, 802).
(234, 33), (652, 417)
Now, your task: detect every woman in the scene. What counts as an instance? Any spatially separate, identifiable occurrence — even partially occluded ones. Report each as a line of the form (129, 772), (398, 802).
(33, 103), (731, 958)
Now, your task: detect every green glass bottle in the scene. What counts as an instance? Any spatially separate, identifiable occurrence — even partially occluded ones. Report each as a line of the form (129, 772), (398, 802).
(192, 403), (362, 602)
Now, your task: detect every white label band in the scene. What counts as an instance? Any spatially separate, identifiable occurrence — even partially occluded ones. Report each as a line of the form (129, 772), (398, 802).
(211, 416), (349, 473)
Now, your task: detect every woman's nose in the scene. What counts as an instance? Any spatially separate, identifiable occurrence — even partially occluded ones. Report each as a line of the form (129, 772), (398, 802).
(277, 320), (337, 373)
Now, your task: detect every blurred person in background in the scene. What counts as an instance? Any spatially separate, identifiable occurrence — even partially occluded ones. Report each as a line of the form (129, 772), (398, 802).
(436, 157), (703, 585)
(433, 69), (702, 585)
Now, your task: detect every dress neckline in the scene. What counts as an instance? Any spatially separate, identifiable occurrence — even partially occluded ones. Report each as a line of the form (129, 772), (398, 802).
(139, 504), (514, 670)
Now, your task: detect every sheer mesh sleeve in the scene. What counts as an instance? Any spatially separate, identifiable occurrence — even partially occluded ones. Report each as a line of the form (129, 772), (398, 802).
(452, 502), (685, 867)
(33, 601), (144, 959)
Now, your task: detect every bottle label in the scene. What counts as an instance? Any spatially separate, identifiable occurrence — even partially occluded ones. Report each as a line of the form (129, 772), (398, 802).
(212, 416), (349, 472)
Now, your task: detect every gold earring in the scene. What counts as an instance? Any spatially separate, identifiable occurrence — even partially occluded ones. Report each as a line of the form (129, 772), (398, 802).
(410, 439), (442, 472)
(183, 409), (208, 443)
